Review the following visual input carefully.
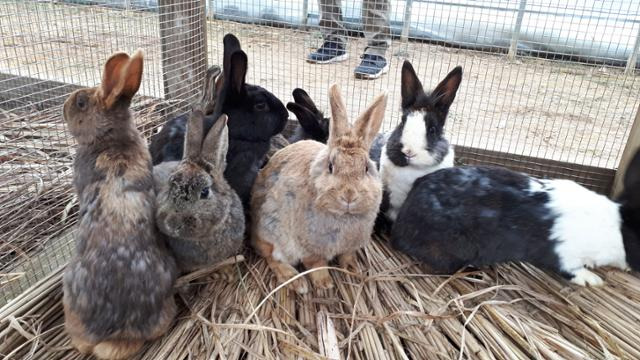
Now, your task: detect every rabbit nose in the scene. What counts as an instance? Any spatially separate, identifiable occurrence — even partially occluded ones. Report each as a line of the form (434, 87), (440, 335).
(341, 190), (358, 205)
(184, 215), (198, 227)
(402, 148), (416, 159)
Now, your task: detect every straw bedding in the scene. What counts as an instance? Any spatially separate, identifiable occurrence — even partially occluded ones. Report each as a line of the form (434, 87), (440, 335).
(1, 232), (640, 360)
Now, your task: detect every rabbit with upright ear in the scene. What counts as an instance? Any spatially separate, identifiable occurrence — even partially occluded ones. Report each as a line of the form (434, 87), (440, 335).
(149, 33), (289, 209)
(154, 111), (245, 273)
(62, 50), (177, 359)
(251, 84), (387, 294)
(391, 148), (640, 286)
(376, 61), (462, 227)
(286, 88), (330, 143)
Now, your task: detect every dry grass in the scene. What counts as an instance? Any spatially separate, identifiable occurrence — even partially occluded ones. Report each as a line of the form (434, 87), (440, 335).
(1, 235), (640, 359)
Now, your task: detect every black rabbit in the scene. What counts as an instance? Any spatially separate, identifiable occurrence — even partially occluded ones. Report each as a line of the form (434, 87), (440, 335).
(286, 88), (330, 143)
(391, 150), (640, 286)
(149, 34), (289, 208)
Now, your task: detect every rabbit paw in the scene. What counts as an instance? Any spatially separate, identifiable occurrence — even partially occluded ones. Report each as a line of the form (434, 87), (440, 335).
(570, 268), (604, 287)
(310, 269), (334, 290)
(338, 252), (359, 274)
(267, 258), (309, 294)
(290, 277), (310, 295)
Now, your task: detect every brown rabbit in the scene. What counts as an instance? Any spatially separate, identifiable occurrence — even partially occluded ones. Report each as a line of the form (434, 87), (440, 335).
(62, 50), (177, 359)
(251, 84), (387, 294)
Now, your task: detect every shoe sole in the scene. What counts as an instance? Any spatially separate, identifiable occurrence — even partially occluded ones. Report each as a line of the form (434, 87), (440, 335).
(307, 53), (349, 64)
(354, 62), (390, 80)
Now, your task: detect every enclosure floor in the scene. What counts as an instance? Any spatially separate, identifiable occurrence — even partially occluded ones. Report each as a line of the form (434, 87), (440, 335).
(1, 235), (640, 359)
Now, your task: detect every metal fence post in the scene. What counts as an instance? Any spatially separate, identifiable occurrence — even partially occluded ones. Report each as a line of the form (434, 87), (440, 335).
(158, 0), (208, 101)
(508, 0), (527, 60)
(625, 26), (640, 74)
(395, 0), (413, 56)
(400, 0), (413, 43)
(301, 0), (309, 27)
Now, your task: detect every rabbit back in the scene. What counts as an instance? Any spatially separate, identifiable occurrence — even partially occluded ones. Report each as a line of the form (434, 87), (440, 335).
(391, 165), (627, 282)
(64, 140), (177, 344)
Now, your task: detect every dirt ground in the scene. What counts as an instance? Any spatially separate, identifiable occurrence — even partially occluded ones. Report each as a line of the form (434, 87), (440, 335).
(1, 1), (639, 172)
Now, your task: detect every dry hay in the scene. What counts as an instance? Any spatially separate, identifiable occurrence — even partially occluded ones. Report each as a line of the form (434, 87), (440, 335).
(1, 234), (640, 360)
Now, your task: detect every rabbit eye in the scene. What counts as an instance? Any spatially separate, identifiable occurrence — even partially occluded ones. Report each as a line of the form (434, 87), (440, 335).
(428, 126), (437, 135)
(200, 187), (210, 199)
(328, 161), (334, 174)
(254, 102), (268, 112)
(365, 164), (369, 174)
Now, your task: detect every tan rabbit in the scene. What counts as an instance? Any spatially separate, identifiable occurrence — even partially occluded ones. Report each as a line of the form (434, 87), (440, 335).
(62, 50), (177, 359)
(251, 84), (387, 294)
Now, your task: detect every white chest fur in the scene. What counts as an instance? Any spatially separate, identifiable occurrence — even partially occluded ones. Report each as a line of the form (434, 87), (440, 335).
(380, 145), (454, 221)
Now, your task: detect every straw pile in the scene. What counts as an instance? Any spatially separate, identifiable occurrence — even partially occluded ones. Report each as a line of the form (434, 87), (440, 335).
(1, 232), (640, 359)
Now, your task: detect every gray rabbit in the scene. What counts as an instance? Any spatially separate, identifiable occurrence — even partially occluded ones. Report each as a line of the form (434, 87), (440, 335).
(154, 109), (245, 272)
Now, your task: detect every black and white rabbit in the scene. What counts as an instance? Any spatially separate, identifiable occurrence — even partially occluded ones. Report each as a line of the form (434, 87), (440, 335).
(286, 88), (330, 143)
(375, 61), (462, 224)
(149, 33), (289, 208)
(391, 150), (640, 286)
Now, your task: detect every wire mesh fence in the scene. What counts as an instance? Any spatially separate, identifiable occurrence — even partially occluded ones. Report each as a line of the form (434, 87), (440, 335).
(0, 0), (639, 307)
(0, 0), (206, 304)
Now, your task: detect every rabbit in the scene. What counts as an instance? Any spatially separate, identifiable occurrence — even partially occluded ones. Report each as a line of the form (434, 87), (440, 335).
(262, 88), (330, 159)
(251, 84), (387, 294)
(62, 50), (177, 359)
(376, 61), (462, 226)
(391, 148), (640, 287)
(286, 88), (330, 143)
(149, 33), (289, 209)
(153, 110), (245, 273)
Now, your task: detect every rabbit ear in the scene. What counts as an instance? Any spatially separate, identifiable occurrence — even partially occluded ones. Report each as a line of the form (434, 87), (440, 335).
(292, 88), (320, 114)
(228, 51), (247, 94)
(432, 66), (462, 113)
(100, 50), (144, 109)
(401, 60), (424, 108)
(198, 65), (221, 114)
(327, 84), (349, 144)
(201, 114), (228, 169)
(624, 148), (640, 191)
(184, 108), (205, 161)
(287, 103), (325, 139)
(353, 93), (388, 149)
(223, 33), (242, 74)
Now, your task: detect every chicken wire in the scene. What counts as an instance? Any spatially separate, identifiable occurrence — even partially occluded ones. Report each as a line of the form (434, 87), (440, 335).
(0, 0), (639, 306)
(0, 0), (206, 305)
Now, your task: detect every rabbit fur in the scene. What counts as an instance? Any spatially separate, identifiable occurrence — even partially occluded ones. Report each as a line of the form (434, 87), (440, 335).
(62, 50), (177, 359)
(251, 84), (387, 294)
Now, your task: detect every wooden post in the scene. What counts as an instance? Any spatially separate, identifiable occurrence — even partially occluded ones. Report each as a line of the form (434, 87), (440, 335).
(612, 104), (640, 197)
(508, 0), (527, 60)
(158, 0), (208, 102)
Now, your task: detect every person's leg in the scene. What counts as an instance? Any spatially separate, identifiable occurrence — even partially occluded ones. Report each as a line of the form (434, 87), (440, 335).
(354, 0), (391, 78)
(308, 0), (349, 63)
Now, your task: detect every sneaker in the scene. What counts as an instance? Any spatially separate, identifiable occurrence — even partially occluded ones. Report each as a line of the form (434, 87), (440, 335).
(354, 54), (389, 79)
(307, 41), (348, 64)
